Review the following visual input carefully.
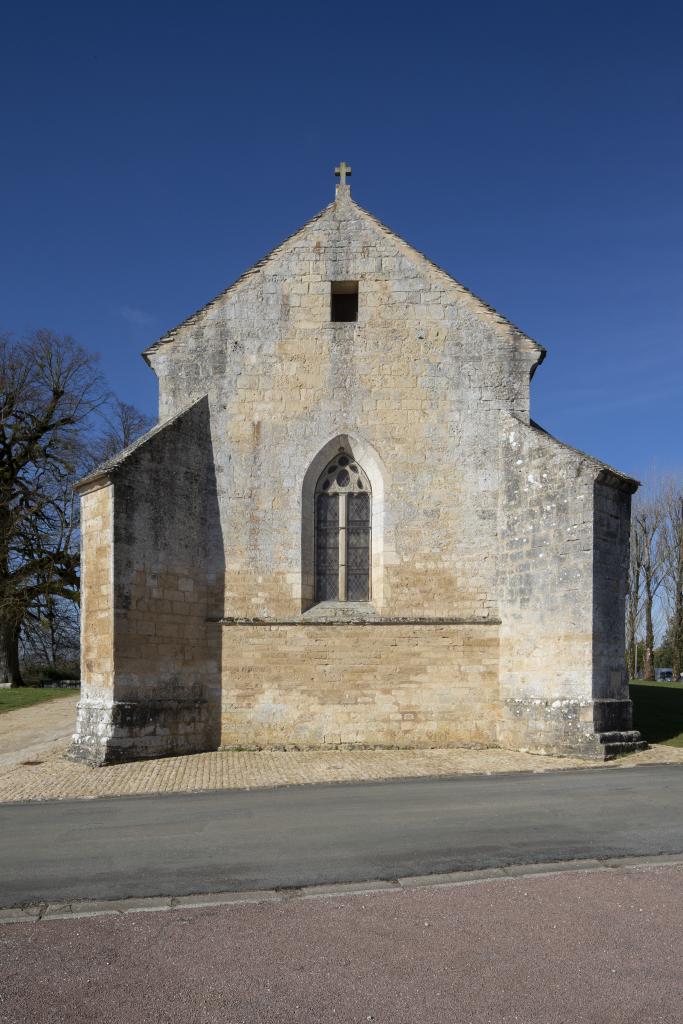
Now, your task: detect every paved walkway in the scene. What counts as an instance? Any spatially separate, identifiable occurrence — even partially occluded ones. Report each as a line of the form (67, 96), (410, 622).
(0, 696), (681, 803)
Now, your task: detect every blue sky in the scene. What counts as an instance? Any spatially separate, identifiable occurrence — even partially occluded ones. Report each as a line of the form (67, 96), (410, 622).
(2, 0), (681, 484)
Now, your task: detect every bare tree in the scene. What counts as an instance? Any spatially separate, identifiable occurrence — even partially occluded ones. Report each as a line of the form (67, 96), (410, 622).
(0, 330), (108, 685)
(626, 516), (644, 678)
(633, 494), (666, 680)
(660, 482), (683, 681)
(91, 398), (154, 467)
(22, 593), (80, 669)
(19, 472), (81, 671)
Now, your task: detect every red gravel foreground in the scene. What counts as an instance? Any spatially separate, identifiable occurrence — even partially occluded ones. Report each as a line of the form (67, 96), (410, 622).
(2, 866), (682, 1024)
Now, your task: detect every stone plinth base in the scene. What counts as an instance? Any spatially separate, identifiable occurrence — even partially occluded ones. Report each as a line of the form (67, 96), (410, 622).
(592, 698), (634, 733)
(498, 697), (646, 759)
(69, 693), (648, 766)
(596, 730), (648, 759)
(68, 698), (215, 766)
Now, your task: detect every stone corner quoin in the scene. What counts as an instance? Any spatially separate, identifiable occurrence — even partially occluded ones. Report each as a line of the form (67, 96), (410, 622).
(69, 175), (644, 767)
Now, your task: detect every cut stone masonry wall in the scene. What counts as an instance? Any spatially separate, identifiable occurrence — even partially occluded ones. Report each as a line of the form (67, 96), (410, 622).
(221, 622), (500, 749)
(71, 399), (223, 763)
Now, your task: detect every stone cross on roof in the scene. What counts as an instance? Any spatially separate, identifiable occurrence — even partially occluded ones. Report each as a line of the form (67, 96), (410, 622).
(335, 162), (352, 188)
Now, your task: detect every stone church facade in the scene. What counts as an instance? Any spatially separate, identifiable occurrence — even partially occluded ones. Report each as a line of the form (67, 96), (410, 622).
(71, 170), (644, 765)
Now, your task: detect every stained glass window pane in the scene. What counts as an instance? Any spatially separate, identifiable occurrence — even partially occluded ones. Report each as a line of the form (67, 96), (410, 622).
(315, 493), (339, 601)
(346, 493), (370, 601)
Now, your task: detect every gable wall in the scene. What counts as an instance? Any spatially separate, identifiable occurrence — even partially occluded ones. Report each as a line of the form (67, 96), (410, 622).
(148, 195), (539, 621)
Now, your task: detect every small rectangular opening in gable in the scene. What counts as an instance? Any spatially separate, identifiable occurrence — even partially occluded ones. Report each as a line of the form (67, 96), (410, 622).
(331, 281), (358, 322)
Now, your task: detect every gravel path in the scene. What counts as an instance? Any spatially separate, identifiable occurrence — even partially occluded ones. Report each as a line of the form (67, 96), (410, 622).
(2, 862), (681, 1023)
(0, 694), (79, 769)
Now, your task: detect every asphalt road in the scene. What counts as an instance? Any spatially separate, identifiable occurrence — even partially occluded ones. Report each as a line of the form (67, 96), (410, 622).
(1, 764), (682, 907)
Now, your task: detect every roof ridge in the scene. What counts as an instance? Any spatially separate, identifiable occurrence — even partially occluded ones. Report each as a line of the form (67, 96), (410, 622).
(143, 192), (545, 364)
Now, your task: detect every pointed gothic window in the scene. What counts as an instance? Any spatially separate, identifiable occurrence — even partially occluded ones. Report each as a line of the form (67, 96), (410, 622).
(315, 452), (371, 602)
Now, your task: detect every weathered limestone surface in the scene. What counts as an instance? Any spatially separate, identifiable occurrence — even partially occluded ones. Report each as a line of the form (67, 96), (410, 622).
(72, 399), (223, 763)
(70, 485), (115, 763)
(71, 184), (641, 764)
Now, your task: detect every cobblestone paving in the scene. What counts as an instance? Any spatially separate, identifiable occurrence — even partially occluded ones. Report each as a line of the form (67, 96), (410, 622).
(1, 735), (681, 804)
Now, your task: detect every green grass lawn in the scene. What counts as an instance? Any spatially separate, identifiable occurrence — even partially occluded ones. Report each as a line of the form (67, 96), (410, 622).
(630, 680), (683, 747)
(0, 686), (79, 715)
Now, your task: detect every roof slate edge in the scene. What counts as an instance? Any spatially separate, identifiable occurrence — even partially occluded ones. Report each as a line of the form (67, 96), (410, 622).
(350, 199), (546, 356)
(142, 194), (545, 365)
(528, 418), (639, 492)
(75, 396), (207, 491)
(142, 202), (336, 364)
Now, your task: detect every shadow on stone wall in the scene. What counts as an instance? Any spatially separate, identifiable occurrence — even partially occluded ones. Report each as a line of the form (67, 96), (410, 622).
(72, 395), (225, 764)
(591, 475), (633, 733)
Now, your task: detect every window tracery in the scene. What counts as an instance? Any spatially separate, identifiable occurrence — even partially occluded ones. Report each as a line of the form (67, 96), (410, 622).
(314, 451), (371, 602)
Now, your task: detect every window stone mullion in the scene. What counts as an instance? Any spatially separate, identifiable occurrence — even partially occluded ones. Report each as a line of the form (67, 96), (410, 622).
(338, 492), (347, 601)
